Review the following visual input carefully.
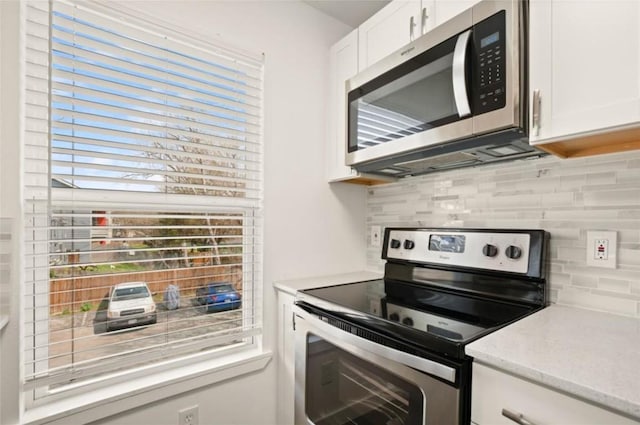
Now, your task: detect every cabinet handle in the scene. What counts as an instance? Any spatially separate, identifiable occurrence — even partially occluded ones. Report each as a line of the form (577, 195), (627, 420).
(421, 7), (428, 35)
(532, 89), (541, 137)
(502, 408), (537, 425)
(409, 15), (416, 41)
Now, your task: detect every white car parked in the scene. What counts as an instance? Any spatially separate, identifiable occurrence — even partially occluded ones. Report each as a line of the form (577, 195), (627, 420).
(106, 281), (157, 331)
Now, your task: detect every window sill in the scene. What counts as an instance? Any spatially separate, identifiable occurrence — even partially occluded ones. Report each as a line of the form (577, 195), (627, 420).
(22, 348), (272, 425)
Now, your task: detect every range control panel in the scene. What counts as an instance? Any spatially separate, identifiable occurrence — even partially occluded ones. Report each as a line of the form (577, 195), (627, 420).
(383, 228), (532, 274)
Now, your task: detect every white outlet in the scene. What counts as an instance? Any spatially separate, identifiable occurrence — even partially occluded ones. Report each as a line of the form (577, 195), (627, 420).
(178, 406), (199, 425)
(586, 231), (617, 269)
(370, 299), (380, 315)
(371, 225), (381, 247)
(594, 239), (609, 260)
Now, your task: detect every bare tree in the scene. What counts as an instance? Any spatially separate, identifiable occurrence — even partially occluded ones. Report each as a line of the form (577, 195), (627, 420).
(134, 128), (248, 269)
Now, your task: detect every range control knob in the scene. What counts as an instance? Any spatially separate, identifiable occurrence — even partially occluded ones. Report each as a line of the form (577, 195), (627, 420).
(482, 244), (498, 257)
(505, 245), (522, 259)
(402, 317), (414, 326)
(389, 312), (400, 322)
(390, 239), (401, 249)
(403, 240), (415, 250)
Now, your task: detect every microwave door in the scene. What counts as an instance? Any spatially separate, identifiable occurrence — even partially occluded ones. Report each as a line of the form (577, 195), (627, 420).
(346, 32), (475, 167)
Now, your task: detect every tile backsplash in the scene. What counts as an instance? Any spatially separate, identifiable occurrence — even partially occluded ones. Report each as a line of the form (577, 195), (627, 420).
(366, 150), (640, 318)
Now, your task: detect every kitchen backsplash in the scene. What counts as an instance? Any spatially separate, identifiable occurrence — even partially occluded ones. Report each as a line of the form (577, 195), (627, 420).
(366, 150), (640, 318)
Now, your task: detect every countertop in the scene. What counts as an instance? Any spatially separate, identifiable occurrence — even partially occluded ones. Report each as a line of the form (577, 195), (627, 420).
(273, 270), (382, 295)
(466, 304), (640, 419)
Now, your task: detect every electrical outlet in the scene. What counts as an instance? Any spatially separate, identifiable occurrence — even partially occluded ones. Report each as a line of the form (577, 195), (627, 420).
(370, 299), (380, 315)
(594, 239), (609, 260)
(371, 225), (381, 247)
(586, 231), (617, 269)
(178, 406), (199, 425)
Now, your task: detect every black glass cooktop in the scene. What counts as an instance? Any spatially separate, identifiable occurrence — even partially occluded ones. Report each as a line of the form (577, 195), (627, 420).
(297, 278), (537, 360)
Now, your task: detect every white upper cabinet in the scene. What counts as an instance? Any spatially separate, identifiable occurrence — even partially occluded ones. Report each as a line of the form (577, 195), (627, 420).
(358, 1), (435, 70)
(433, 0), (480, 27)
(327, 30), (396, 184)
(357, 0), (481, 71)
(529, 0), (640, 156)
(327, 30), (360, 182)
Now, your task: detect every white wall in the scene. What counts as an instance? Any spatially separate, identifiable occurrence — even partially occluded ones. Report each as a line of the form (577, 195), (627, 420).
(0, 1), (369, 424)
(1, 1), (23, 424)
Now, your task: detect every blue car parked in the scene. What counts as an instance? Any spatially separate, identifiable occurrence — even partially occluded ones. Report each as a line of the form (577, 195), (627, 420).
(195, 283), (241, 312)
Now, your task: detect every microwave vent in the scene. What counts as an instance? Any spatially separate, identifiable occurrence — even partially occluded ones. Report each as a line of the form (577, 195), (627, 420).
(396, 151), (479, 173)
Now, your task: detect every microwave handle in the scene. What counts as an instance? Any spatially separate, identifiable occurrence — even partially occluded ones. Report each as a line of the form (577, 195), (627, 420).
(452, 29), (472, 117)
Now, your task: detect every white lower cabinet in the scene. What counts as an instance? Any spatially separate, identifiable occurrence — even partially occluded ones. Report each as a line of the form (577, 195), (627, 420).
(276, 289), (296, 425)
(472, 363), (638, 425)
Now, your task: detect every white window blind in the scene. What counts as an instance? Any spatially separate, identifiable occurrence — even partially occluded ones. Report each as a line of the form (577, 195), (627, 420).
(24, 0), (263, 397)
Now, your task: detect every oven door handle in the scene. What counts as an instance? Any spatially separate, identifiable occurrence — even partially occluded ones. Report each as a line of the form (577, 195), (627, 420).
(294, 305), (457, 384)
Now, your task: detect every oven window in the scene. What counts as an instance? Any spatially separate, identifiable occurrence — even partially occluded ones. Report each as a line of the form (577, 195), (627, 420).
(305, 334), (423, 425)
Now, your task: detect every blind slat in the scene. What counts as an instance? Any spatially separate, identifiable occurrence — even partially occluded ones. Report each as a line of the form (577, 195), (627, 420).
(50, 91), (262, 131)
(51, 30), (261, 99)
(51, 73), (261, 119)
(24, 327), (262, 389)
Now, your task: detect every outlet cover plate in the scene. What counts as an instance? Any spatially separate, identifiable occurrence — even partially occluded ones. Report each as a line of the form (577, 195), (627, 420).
(371, 225), (381, 247)
(586, 231), (617, 269)
(178, 405), (199, 425)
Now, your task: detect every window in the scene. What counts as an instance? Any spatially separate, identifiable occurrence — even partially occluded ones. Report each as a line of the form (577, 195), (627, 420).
(23, 0), (263, 401)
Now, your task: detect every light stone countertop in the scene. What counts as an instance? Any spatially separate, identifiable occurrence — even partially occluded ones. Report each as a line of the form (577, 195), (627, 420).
(273, 270), (382, 295)
(466, 304), (640, 420)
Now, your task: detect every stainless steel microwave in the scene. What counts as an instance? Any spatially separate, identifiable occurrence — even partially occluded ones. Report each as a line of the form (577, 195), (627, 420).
(346, 0), (544, 177)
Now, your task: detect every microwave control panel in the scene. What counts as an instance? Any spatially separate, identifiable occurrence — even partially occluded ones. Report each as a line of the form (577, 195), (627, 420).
(473, 10), (506, 115)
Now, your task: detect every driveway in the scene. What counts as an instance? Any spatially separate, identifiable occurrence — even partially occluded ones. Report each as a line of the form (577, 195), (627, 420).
(47, 299), (243, 369)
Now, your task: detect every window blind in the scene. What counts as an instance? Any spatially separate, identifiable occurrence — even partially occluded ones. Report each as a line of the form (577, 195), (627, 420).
(23, 0), (263, 396)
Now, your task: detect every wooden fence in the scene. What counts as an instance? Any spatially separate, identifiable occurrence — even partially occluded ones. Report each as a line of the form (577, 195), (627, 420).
(50, 265), (242, 314)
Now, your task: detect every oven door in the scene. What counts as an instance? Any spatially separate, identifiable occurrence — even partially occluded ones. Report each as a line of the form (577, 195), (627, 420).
(294, 305), (460, 425)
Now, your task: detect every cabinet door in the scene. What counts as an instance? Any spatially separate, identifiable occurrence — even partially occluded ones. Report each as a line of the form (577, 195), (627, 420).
(530, 0), (640, 143)
(358, 1), (422, 70)
(327, 30), (359, 182)
(433, 0), (479, 27)
(472, 363), (637, 425)
(276, 290), (296, 425)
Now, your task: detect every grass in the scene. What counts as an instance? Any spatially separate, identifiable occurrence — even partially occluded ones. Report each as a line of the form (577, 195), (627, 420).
(88, 263), (147, 273)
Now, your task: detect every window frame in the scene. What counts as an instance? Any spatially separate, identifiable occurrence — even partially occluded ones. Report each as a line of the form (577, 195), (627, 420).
(21, 0), (267, 413)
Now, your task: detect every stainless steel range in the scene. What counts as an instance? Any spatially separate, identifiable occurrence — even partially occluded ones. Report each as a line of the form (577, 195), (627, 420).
(294, 227), (549, 425)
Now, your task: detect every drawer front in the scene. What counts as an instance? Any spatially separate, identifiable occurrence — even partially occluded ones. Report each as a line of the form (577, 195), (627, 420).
(472, 362), (637, 425)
